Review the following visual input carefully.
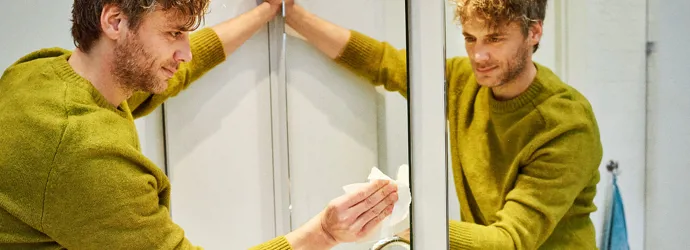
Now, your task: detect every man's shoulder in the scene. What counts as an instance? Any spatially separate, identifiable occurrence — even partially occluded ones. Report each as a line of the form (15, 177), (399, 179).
(0, 94), (138, 166)
(0, 49), (74, 163)
(535, 78), (598, 132)
(3, 47), (72, 74)
(1, 48), (73, 101)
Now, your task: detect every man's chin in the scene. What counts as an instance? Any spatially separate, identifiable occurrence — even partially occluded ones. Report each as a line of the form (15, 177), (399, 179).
(146, 82), (168, 94)
(475, 78), (503, 88)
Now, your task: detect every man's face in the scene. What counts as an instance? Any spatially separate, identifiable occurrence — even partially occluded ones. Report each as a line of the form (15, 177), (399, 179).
(462, 18), (535, 88)
(112, 10), (193, 94)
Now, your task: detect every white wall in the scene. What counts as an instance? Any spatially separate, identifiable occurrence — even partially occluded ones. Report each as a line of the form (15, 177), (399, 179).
(565, 1), (647, 249)
(645, 0), (690, 248)
(0, 1), (73, 69)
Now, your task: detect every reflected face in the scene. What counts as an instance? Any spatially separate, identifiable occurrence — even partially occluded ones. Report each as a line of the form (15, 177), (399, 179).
(112, 10), (193, 94)
(462, 19), (533, 88)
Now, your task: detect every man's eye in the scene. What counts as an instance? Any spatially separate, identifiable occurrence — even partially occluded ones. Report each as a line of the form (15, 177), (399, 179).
(464, 37), (476, 43)
(170, 31), (182, 38)
(488, 37), (502, 43)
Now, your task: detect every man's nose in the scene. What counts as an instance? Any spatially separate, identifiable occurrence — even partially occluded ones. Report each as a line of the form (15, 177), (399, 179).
(174, 39), (193, 63)
(473, 46), (490, 63)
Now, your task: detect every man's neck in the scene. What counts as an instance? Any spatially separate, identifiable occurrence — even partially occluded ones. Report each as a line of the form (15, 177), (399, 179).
(68, 46), (131, 107)
(491, 62), (538, 101)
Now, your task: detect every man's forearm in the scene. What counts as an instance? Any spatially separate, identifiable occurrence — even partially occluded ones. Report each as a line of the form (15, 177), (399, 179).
(285, 213), (337, 250)
(211, 2), (279, 57)
(285, 5), (350, 59)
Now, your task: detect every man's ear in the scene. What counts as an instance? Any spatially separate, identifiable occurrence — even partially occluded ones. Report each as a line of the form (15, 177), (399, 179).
(529, 20), (543, 47)
(101, 4), (127, 41)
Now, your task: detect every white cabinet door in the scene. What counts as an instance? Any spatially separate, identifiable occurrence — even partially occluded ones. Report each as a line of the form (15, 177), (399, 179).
(163, 1), (277, 249)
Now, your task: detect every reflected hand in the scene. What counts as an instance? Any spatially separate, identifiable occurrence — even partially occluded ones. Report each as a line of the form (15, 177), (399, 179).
(264, 0), (295, 12)
(322, 179), (399, 243)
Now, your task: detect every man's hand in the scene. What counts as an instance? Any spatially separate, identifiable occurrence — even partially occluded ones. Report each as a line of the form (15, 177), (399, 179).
(209, 0), (283, 57)
(264, 0), (294, 15)
(286, 180), (399, 249)
(321, 179), (398, 243)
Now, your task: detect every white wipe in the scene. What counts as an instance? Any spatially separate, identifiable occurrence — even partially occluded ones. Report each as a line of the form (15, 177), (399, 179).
(342, 164), (412, 243)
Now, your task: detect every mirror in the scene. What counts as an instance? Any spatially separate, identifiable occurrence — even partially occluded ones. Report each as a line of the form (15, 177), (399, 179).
(282, 0), (411, 249)
(441, 0), (668, 249)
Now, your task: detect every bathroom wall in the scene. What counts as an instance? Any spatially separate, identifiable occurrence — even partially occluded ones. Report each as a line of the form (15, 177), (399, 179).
(645, 0), (690, 248)
(565, 1), (648, 248)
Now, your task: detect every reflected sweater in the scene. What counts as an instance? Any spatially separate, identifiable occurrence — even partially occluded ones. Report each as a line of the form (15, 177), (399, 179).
(0, 28), (290, 249)
(335, 30), (603, 249)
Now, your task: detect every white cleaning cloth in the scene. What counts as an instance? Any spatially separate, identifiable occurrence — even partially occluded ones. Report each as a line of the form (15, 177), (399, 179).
(342, 164), (412, 243)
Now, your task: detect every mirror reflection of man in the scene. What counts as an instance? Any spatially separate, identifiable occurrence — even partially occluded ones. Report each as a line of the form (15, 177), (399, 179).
(284, 0), (604, 248)
(0, 1), (399, 249)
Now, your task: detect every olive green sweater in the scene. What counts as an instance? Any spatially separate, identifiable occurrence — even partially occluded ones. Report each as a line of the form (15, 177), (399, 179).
(0, 28), (290, 250)
(335, 30), (603, 249)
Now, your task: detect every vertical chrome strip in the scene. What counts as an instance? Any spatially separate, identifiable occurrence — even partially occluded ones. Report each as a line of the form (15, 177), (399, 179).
(406, 0), (449, 248)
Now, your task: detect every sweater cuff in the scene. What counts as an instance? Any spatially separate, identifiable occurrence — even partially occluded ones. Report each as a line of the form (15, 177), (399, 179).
(189, 27), (227, 73)
(450, 220), (477, 249)
(334, 30), (383, 76)
(249, 236), (292, 250)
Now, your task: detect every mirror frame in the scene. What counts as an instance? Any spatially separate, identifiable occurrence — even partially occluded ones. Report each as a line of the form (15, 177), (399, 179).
(406, 0), (449, 248)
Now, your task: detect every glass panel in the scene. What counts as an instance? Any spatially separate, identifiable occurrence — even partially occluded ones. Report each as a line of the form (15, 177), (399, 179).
(283, 1), (410, 249)
(442, 0), (648, 249)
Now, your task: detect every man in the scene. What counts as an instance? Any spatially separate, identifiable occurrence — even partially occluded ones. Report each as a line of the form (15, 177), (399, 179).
(0, 0), (399, 249)
(285, 0), (603, 249)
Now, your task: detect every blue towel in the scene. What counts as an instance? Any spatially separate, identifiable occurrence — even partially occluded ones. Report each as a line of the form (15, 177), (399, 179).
(601, 175), (630, 250)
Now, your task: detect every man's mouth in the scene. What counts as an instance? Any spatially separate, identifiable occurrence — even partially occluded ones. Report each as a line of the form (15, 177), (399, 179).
(476, 65), (497, 73)
(162, 67), (178, 78)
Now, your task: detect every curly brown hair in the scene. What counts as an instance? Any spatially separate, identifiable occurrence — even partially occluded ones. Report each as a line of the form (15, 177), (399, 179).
(71, 0), (211, 53)
(452, 0), (548, 52)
